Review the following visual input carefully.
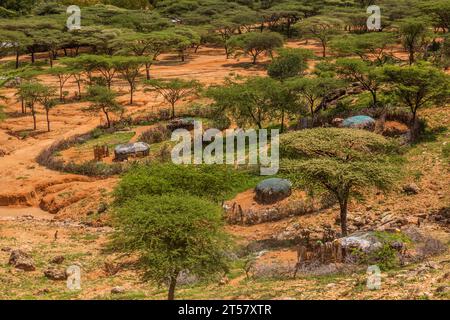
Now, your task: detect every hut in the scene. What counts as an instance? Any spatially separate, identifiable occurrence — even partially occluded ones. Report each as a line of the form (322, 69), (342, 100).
(114, 142), (150, 161)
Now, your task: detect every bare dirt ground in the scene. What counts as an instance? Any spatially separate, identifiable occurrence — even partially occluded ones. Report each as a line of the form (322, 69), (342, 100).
(0, 41), (449, 300)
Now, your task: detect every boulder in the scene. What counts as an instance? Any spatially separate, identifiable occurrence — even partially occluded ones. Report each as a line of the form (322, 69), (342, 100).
(403, 183), (420, 195)
(166, 117), (195, 131)
(342, 115), (376, 131)
(49, 255), (65, 264)
(44, 268), (67, 281)
(111, 286), (125, 294)
(254, 178), (292, 204)
(8, 250), (35, 271)
(336, 232), (383, 254)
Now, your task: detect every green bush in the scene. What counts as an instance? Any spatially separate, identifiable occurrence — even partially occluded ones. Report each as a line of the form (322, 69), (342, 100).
(114, 163), (262, 204)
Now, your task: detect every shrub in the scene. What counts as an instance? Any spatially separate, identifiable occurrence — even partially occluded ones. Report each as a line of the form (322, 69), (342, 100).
(138, 124), (171, 144)
(114, 163), (262, 204)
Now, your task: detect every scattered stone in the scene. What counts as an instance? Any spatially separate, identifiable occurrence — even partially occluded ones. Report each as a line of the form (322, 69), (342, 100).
(435, 286), (450, 294)
(219, 276), (229, 286)
(97, 202), (108, 214)
(8, 250), (35, 271)
(50, 255), (65, 264)
(111, 286), (125, 294)
(44, 268), (67, 281)
(1, 247), (11, 252)
(402, 183), (420, 195)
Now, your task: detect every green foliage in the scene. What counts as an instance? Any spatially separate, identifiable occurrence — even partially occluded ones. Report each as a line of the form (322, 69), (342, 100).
(206, 76), (296, 129)
(281, 128), (400, 236)
(331, 32), (395, 65)
(114, 162), (261, 204)
(267, 48), (313, 80)
(85, 85), (123, 127)
(110, 193), (230, 299)
(335, 58), (382, 107)
(381, 63), (450, 124)
(398, 18), (431, 65)
(294, 15), (343, 57)
(144, 78), (200, 118)
(227, 31), (284, 64)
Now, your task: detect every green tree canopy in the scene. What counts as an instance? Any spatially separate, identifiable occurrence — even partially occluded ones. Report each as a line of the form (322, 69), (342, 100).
(281, 128), (399, 236)
(227, 31), (284, 64)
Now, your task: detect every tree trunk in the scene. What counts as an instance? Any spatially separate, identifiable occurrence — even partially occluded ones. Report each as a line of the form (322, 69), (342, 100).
(77, 80), (81, 100)
(338, 197), (348, 236)
(371, 90), (377, 107)
(168, 276), (177, 300)
(145, 63), (151, 80)
(171, 102), (176, 119)
(49, 52), (53, 68)
(31, 52), (35, 63)
(322, 42), (326, 58)
(104, 110), (111, 128)
(409, 50), (414, 65)
(32, 106), (36, 131)
(21, 98), (25, 114)
(129, 86), (134, 105)
(46, 110), (50, 132)
(280, 109), (285, 133)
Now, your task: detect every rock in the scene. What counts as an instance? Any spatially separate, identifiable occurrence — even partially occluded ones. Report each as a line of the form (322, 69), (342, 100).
(435, 286), (450, 294)
(8, 250), (35, 271)
(44, 268), (67, 280)
(336, 232), (383, 254)
(1, 247), (11, 252)
(219, 276), (229, 286)
(97, 202), (108, 214)
(331, 118), (344, 127)
(403, 183), (420, 195)
(254, 178), (292, 204)
(49, 255), (65, 264)
(111, 286), (125, 294)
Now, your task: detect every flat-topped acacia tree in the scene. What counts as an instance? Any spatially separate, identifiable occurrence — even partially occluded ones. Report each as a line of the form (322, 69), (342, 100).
(227, 31), (284, 64)
(280, 128), (399, 236)
(85, 86), (123, 128)
(111, 193), (230, 300)
(144, 78), (200, 119)
(381, 63), (450, 136)
(114, 56), (151, 105)
(294, 16), (343, 58)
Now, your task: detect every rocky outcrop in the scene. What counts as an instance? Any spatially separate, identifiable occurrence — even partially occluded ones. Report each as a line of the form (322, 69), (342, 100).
(8, 249), (35, 271)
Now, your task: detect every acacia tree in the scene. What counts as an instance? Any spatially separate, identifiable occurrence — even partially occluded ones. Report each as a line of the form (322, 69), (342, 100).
(115, 56), (150, 105)
(267, 48), (312, 80)
(398, 19), (430, 65)
(144, 78), (200, 118)
(267, 48), (313, 132)
(227, 32), (284, 64)
(17, 82), (42, 130)
(0, 30), (30, 69)
(48, 67), (72, 102)
(38, 86), (57, 132)
(381, 64), (450, 132)
(213, 20), (239, 58)
(111, 193), (230, 300)
(85, 86), (123, 128)
(287, 76), (344, 125)
(281, 128), (398, 236)
(335, 58), (382, 107)
(295, 16), (343, 57)
(330, 33), (395, 65)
